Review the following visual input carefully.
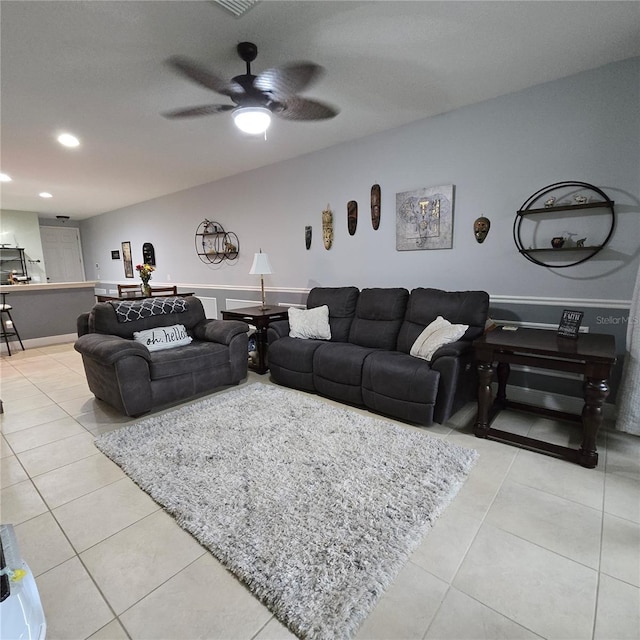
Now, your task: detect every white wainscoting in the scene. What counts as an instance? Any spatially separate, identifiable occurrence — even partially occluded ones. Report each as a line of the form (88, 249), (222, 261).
(225, 298), (261, 310)
(197, 296), (218, 319)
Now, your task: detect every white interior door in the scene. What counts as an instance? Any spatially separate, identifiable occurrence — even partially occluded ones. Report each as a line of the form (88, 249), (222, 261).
(40, 226), (86, 282)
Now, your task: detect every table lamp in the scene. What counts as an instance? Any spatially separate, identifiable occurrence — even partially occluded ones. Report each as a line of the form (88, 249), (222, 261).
(249, 249), (273, 310)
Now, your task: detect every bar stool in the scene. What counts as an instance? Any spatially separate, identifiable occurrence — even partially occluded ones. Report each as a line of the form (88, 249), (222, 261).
(0, 292), (25, 356)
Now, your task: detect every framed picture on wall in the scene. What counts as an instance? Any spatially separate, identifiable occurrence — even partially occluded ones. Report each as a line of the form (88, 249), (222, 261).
(396, 184), (454, 250)
(121, 241), (134, 278)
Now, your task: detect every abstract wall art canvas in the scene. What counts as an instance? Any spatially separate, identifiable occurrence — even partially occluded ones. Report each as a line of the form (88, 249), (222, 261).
(396, 185), (454, 250)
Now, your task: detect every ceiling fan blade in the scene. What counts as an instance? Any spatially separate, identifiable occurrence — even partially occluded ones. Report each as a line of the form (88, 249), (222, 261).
(161, 104), (235, 119)
(166, 56), (243, 98)
(255, 63), (324, 99)
(274, 96), (339, 121)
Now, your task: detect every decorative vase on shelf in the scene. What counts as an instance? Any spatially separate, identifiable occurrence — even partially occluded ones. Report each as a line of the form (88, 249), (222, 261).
(141, 281), (151, 296)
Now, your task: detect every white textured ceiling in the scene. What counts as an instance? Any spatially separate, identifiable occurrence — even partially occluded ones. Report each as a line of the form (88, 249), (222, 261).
(1, 1), (639, 219)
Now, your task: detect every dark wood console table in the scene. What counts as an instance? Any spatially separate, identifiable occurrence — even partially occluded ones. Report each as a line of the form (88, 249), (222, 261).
(473, 327), (616, 468)
(221, 306), (289, 374)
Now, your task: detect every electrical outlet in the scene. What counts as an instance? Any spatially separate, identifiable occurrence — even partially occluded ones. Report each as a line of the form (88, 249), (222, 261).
(167, 274), (171, 281)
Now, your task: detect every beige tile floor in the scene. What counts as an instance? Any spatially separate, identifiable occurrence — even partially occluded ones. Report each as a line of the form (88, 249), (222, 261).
(1, 343), (639, 640)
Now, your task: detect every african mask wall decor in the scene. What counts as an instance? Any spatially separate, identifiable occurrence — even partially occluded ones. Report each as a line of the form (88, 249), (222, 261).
(473, 216), (491, 243)
(305, 226), (312, 250)
(371, 184), (381, 230)
(322, 206), (333, 250)
(347, 200), (358, 236)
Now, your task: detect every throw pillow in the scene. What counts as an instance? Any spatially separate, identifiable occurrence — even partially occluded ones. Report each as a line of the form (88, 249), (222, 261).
(133, 324), (193, 352)
(410, 315), (468, 361)
(289, 305), (331, 340)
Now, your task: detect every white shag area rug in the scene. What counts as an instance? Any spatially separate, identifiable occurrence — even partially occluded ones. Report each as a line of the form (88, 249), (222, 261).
(95, 383), (478, 639)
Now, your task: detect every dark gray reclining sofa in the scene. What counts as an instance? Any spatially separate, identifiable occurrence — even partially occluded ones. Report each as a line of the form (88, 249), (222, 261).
(267, 287), (489, 426)
(75, 296), (249, 416)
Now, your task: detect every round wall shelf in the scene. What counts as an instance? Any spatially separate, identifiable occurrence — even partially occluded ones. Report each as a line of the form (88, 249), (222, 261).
(513, 181), (614, 268)
(195, 220), (239, 265)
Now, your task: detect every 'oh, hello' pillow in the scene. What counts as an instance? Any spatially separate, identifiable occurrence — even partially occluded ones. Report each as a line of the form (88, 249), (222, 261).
(133, 324), (192, 352)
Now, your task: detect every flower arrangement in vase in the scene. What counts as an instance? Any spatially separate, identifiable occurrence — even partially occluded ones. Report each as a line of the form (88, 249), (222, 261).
(136, 263), (155, 296)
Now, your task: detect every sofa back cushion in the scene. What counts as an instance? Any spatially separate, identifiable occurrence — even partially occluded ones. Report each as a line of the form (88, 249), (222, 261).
(88, 296), (206, 339)
(306, 287), (359, 342)
(397, 288), (490, 353)
(349, 288), (409, 349)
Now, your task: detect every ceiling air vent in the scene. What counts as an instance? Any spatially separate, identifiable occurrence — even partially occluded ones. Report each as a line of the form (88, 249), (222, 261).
(210, 0), (260, 18)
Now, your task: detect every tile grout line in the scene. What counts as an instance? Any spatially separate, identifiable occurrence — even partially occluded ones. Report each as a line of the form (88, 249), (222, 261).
(422, 426), (523, 638)
(591, 427), (611, 640)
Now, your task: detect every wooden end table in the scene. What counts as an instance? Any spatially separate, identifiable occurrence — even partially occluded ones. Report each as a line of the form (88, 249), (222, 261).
(221, 305), (289, 374)
(473, 327), (616, 468)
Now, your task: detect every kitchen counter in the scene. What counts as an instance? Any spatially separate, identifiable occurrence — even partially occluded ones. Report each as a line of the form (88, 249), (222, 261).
(0, 281), (96, 293)
(0, 281), (97, 349)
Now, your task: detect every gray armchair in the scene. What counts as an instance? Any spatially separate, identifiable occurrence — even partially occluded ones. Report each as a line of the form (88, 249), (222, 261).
(75, 296), (248, 416)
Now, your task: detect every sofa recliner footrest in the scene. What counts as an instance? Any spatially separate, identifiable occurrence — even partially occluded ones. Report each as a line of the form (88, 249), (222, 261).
(362, 351), (440, 425)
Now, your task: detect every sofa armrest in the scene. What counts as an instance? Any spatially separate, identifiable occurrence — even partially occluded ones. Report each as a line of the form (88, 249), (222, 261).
(193, 319), (249, 345)
(430, 340), (472, 362)
(267, 320), (290, 343)
(77, 312), (90, 337)
(74, 333), (151, 365)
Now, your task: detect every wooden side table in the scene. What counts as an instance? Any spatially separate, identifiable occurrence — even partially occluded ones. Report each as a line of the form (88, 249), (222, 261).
(221, 305), (289, 374)
(473, 327), (616, 468)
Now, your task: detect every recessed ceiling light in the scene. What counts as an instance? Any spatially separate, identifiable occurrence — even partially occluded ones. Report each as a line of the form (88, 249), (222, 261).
(39, 192), (53, 198)
(57, 133), (80, 147)
(0, 173), (12, 182)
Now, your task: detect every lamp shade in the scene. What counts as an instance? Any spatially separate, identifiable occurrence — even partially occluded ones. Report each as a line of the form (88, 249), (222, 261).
(249, 252), (273, 275)
(233, 107), (272, 135)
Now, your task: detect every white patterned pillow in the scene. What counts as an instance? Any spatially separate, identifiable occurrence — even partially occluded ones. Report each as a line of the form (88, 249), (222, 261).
(288, 305), (331, 340)
(410, 316), (468, 361)
(133, 324), (193, 352)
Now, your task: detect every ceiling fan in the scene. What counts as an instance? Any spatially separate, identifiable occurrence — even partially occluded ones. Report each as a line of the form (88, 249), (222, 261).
(162, 42), (339, 134)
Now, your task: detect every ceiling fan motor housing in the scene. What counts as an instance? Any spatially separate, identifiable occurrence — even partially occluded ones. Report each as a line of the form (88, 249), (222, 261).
(237, 42), (258, 64)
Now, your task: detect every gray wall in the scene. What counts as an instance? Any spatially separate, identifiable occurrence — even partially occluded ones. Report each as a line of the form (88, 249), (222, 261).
(79, 57), (640, 402)
(80, 57), (639, 299)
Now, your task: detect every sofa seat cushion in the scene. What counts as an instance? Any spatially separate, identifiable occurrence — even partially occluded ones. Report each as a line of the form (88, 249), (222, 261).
(269, 336), (326, 374)
(313, 342), (376, 386)
(149, 341), (229, 380)
(313, 342), (376, 407)
(363, 351), (440, 404)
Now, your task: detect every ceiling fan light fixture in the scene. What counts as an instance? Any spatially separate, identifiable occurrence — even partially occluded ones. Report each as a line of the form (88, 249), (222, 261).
(232, 107), (271, 135)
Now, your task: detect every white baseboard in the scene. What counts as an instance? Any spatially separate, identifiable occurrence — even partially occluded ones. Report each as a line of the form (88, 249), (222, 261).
(0, 333), (77, 354)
